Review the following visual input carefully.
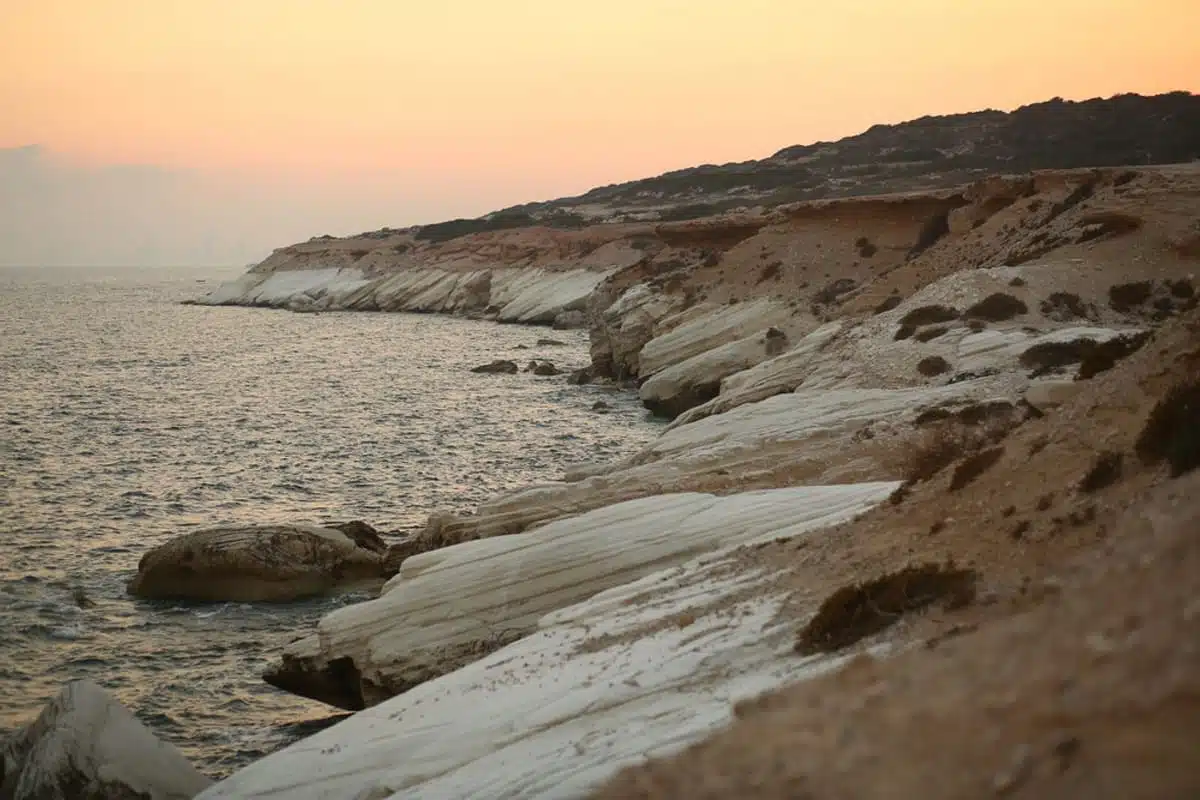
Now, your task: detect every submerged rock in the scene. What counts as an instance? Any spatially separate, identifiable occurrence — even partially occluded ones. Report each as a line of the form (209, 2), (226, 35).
(532, 361), (561, 376)
(127, 525), (387, 603)
(0, 680), (211, 800)
(469, 359), (518, 374)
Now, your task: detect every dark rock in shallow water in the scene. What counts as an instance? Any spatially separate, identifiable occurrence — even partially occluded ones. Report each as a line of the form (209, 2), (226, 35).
(126, 525), (387, 603)
(470, 359), (518, 375)
(532, 361), (561, 376)
(0, 680), (212, 799)
(568, 366), (594, 385)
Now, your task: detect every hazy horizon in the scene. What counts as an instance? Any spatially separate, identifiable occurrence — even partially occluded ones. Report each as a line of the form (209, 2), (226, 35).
(3, 0), (1198, 268)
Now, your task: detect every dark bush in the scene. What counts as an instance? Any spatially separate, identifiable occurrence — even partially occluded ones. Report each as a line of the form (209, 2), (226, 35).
(1019, 339), (1094, 374)
(963, 292), (1028, 322)
(917, 355), (951, 376)
(894, 324), (916, 341)
(1168, 279), (1195, 299)
(1040, 291), (1093, 321)
(1135, 380), (1200, 477)
(1108, 281), (1153, 312)
(1077, 332), (1151, 379)
(899, 304), (960, 326)
(415, 211), (538, 243)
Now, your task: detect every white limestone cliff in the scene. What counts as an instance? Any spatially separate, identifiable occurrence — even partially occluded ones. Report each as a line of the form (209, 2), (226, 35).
(195, 265), (613, 327)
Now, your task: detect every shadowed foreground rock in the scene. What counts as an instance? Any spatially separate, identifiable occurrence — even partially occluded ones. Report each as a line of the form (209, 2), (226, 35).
(0, 680), (211, 799)
(127, 524), (388, 603)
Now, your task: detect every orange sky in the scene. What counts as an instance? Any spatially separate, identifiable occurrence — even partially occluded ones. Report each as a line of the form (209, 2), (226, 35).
(5, 0), (1198, 187)
(1, 0), (1198, 265)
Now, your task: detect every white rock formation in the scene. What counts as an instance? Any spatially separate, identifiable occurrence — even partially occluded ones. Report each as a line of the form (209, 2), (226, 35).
(637, 298), (794, 377)
(673, 321), (846, 426)
(261, 483), (898, 711)
(126, 524), (386, 603)
(1, 680), (212, 800)
(638, 327), (789, 417)
(198, 267), (373, 309)
(194, 265), (611, 327)
(198, 482), (899, 800)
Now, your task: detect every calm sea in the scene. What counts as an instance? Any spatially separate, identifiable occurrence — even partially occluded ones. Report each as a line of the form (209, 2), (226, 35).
(0, 264), (659, 777)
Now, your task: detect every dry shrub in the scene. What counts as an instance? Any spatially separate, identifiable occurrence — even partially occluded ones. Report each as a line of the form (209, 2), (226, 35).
(899, 304), (960, 327)
(963, 292), (1028, 322)
(1019, 339), (1095, 374)
(948, 446), (1005, 491)
(1079, 451), (1123, 493)
(1169, 279), (1195, 299)
(1040, 291), (1094, 322)
(1109, 281), (1153, 312)
(795, 563), (977, 655)
(1077, 332), (1151, 379)
(1136, 380), (1200, 477)
(917, 355), (951, 376)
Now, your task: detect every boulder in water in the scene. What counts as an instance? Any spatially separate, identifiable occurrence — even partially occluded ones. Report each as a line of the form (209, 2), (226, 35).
(469, 359), (518, 374)
(127, 524), (388, 603)
(0, 680), (211, 800)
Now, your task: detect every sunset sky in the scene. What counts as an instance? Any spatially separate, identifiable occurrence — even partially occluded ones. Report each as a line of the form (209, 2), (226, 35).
(2, 0), (1197, 266)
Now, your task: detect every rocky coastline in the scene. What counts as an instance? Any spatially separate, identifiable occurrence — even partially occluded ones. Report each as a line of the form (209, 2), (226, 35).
(7, 94), (1200, 799)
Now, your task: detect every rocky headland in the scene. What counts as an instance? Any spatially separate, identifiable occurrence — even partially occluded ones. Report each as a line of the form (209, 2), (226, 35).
(8, 92), (1200, 799)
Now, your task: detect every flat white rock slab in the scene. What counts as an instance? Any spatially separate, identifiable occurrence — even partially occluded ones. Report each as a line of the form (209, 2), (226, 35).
(200, 481), (899, 799)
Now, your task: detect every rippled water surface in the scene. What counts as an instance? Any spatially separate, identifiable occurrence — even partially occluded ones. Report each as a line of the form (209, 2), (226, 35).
(0, 265), (660, 777)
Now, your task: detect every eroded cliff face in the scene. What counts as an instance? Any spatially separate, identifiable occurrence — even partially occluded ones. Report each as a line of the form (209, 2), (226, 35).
(196, 161), (1200, 799)
(247, 163), (1200, 713)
